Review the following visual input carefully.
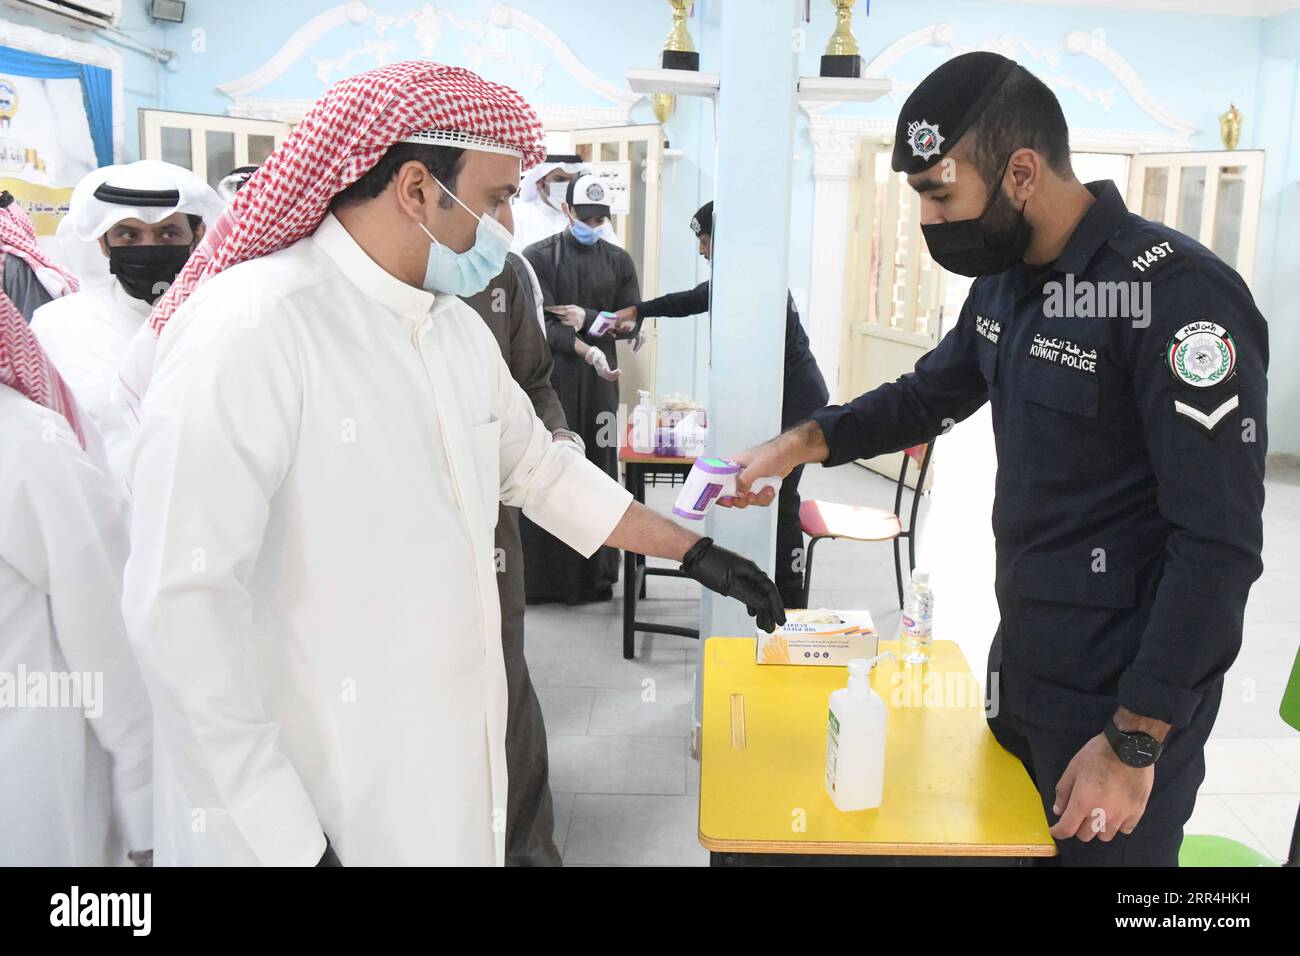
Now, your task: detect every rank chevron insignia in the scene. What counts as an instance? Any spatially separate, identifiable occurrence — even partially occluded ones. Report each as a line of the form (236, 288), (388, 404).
(1173, 395), (1239, 433)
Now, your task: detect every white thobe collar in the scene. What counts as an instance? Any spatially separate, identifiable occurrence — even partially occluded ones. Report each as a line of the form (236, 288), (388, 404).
(111, 279), (154, 320)
(312, 212), (442, 320)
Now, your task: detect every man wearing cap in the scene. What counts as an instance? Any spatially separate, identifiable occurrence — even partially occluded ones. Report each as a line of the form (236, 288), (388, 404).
(721, 52), (1266, 865)
(610, 200), (830, 608)
(520, 172), (642, 605)
(121, 61), (784, 866)
(31, 160), (223, 486)
(461, 251), (577, 865)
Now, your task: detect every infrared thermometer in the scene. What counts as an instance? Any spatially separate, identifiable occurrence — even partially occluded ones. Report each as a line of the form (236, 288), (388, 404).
(588, 311), (619, 336)
(672, 458), (782, 520)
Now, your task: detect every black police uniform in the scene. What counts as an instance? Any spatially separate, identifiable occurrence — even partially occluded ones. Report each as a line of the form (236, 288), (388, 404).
(807, 49), (1267, 864)
(812, 179), (1268, 865)
(637, 202), (830, 607)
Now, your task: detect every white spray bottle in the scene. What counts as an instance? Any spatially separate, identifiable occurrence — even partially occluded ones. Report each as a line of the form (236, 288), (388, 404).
(631, 389), (656, 454)
(825, 652), (892, 811)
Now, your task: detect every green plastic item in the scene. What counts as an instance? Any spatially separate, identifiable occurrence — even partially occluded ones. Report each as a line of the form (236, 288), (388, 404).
(1179, 834), (1277, 867)
(1179, 645), (1300, 867)
(1280, 646), (1300, 732)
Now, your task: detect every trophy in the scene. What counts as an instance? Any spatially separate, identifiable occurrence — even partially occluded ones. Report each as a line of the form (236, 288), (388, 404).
(652, 93), (676, 125)
(820, 0), (864, 78)
(1219, 103), (1242, 151)
(661, 0), (699, 71)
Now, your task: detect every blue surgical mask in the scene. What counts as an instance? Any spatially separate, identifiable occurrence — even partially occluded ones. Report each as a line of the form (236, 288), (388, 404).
(570, 218), (602, 246)
(418, 175), (513, 296)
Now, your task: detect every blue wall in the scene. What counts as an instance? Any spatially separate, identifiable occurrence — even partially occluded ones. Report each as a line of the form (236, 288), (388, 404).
(1253, 8), (1300, 459)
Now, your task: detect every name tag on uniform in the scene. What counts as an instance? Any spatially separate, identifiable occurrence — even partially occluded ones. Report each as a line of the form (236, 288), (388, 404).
(976, 315), (1001, 344)
(1028, 333), (1098, 375)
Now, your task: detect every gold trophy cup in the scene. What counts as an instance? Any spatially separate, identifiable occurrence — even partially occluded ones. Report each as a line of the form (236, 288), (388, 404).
(1219, 104), (1242, 151)
(821, 0), (864, 78)
(662, 0), (699, 71)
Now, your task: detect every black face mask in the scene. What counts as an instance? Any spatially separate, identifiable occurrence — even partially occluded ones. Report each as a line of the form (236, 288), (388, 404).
(920, 165), (1032, 278)
(107, 244), (192, 304)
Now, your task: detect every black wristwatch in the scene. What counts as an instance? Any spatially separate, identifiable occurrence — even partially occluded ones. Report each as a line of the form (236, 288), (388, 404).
(1104, 718), (1163, 768)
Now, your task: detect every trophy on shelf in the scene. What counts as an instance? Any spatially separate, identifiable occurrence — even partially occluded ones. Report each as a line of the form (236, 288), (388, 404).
(820, 0), (864, 78)
(1219, 103), (1242, 151)
(661, 0), (699, 71)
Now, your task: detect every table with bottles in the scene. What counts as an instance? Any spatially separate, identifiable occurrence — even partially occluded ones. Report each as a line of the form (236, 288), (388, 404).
(698, 638), (1057, 865)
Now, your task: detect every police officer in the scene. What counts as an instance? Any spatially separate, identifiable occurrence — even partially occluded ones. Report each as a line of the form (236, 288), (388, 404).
(611, 202), (831, 608)
(721, 51), (1267, 866)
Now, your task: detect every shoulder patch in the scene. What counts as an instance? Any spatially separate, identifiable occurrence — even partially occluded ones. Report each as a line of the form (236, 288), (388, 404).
(1166, 321), (1236, 388)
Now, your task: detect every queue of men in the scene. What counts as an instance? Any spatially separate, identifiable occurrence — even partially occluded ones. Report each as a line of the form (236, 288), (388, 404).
(0, 61), (782, 867)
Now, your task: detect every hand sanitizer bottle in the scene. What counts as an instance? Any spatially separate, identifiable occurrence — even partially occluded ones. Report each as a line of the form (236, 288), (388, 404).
(631, 389), (655, 454)
(825, 653), (891, 811)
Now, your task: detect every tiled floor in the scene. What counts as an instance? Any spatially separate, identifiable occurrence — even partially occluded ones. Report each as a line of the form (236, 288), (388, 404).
(526, 460), (1300, 866)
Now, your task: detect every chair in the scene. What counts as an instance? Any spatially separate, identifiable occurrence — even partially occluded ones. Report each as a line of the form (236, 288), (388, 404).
(798, 441), (934, 610)
(1179, 645), (1300, 867)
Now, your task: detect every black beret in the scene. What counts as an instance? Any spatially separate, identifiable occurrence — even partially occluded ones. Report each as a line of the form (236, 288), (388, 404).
(689, 200), (712, 237)
(891, 51), (1018, 175)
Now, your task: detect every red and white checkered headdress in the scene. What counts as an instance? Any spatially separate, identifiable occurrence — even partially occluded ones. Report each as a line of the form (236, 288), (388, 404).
(0, 288), (86, 447)
(147, 59), (545, 337)
(0, 196), (78, 300)
(0, 196), (85, 444)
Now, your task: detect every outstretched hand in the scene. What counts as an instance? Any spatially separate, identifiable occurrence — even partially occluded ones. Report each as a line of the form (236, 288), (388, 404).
(680, 537), (786, 632)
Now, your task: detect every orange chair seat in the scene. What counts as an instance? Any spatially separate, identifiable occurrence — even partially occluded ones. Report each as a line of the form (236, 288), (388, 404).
(800, 499), (902, 542)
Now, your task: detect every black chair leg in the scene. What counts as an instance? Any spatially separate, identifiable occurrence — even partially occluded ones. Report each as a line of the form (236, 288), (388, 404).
(893, 536), (904, 609)
(1286, 801), (1300, 867)
(801, 535), (822, 609)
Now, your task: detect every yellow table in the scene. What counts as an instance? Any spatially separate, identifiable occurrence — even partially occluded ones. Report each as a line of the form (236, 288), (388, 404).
(699, 638), (1056, 865)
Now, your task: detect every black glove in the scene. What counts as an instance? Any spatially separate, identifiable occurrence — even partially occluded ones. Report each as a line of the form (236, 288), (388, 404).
(681, 537), (787, 633)
(316, 836), (342, 867)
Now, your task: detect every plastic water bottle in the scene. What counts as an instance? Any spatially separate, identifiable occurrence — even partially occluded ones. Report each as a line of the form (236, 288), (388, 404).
(900, 569), (933, 664)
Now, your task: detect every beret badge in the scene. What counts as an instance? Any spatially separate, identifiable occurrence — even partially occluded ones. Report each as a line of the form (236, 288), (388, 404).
(907, 119), (945, 161)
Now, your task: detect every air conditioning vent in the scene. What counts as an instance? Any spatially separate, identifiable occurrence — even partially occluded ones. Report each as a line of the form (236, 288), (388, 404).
(1, 0), (122, 30)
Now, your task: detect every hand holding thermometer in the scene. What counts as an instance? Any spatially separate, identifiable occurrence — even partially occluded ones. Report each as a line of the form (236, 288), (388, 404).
(588, 311), (618, 336)
(673, 458), (782, 520)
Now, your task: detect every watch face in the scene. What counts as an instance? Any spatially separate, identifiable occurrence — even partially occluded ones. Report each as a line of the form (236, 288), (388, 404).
(1120, 731), (1160, 767)
(1107, 720), (1161, 767)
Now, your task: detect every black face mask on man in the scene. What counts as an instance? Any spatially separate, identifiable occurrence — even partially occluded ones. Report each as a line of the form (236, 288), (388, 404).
(107, 243), (193, 304)
(920, 158), (1032, 278)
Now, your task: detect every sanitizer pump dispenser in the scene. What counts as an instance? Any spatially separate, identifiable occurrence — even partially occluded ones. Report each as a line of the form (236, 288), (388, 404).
(825, 653), (891, 811)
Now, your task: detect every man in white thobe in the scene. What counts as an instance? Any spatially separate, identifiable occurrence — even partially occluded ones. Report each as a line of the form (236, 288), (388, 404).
(31, 161), (223, 488)
(120, 61), (783, 867)
(0, 297), (152, 866)
(510, 152), (583, 253)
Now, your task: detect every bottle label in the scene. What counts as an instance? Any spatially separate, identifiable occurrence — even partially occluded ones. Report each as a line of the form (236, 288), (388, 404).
(826, 709), (840, 793)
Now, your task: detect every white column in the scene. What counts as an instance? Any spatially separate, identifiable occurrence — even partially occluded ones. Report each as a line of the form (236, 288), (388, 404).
(805, 113), (865, 403)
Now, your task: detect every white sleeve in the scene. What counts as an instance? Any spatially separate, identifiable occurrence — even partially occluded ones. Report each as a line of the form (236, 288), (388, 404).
(491, 352), (631, 557)
(4, 413), (153, 853)
(512, 253), (547, 334)
(122, 299), (326, 866)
